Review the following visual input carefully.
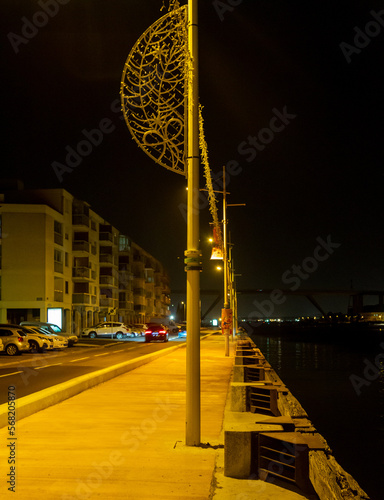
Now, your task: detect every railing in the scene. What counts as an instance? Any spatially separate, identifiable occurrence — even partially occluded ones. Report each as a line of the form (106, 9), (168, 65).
(100, 297), (114, 308)
(72, 241), (90, 253)
(72, 214), (89, 227)
(99, 232), (113, 242)
(72, 293), (91, 305)
(72, 267), (91, 279)
(99, 276), (114, 286)
(99, 254), (113, 264)
(54, 232), (63, 246)
(54, 261), (63, 274)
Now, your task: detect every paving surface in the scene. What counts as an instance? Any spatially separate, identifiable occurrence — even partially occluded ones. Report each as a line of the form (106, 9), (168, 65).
(0, 334), (311, 499)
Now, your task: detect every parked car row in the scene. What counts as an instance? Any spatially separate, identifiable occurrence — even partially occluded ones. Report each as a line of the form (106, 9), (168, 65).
(20, 322), (78, 347)
(0, 324), (69, 356)
(80, 322), (148, 339)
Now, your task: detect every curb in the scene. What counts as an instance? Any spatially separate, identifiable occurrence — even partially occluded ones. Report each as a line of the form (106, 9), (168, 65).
(0, 343), (185, 429)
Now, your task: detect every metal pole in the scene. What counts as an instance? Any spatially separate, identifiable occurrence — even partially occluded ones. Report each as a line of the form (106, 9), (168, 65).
(222, 166), (230, 356)
(185, 0), (201, 446)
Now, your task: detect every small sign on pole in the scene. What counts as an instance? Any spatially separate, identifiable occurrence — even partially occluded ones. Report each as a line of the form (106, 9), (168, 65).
(221, 308), (233, 336)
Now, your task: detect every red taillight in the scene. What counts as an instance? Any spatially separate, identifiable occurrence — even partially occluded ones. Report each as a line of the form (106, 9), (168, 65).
(18, 337), (23, 342)
(145, 330), (151, 334)
(159, 330), (166, 334)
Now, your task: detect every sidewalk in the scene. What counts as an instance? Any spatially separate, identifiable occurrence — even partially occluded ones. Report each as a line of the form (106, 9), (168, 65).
(0, 334), (310, 499)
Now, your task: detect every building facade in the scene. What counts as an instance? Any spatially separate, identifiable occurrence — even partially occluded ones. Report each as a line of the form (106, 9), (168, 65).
(0, 187), (170, 335)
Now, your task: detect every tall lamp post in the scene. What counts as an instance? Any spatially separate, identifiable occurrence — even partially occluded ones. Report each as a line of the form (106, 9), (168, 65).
(221, 166), (245, 356)
(185, 0), (201, 446)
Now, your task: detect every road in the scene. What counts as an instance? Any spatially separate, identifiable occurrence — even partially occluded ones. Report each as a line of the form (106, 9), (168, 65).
(0, 336), (185, 404)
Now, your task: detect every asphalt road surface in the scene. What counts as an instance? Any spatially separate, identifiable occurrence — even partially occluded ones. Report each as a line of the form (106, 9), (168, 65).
(0, 336), (185, 404)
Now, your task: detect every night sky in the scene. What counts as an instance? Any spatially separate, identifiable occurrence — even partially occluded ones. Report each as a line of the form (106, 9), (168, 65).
(2, 0), (383, 318)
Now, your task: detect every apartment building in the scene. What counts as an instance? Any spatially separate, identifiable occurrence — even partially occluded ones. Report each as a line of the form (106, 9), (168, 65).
(0, 185), (171, 335)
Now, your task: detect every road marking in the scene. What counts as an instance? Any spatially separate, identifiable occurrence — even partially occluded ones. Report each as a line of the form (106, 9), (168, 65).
(69, 357), (90, 362)
(0, 371), (23, 378)
(76, 343), (100, 347)
(34, 363), (63, 370)
(111, 349), (124, 353)
(94, 353), (109, 357)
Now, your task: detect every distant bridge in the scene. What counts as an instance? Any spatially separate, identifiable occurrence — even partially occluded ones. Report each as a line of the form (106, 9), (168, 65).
(171, 289), (384, 318)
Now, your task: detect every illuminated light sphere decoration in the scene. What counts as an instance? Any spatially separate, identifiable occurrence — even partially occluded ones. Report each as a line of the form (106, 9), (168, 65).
(120, 3), (188, 176)
(120, 1), (222, 248)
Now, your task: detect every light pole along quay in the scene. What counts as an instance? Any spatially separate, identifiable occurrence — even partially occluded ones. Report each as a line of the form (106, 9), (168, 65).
(120, 0), (202, 447)
(185, 0), (201, 447)
(208, 166), (245, 357)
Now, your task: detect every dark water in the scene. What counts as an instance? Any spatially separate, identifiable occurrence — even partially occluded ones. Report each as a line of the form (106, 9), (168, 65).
(246, 322), (384, 500)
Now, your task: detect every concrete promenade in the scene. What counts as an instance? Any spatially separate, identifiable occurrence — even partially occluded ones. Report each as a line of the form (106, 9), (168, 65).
(0, 333), (310, 499)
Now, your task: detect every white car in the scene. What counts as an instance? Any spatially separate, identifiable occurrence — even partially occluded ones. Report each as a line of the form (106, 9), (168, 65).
(48, 333), (68, 349)
(22, 327), (54, 352)
(20, 322), (78, 346)
(26, 326), (67, 350)
(81, 322), (131, 339)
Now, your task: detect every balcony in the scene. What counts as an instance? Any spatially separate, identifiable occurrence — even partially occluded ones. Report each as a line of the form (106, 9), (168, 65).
(54, 232), (63, 246)
(119, 299), (134, 310)
(99, 232), (113, 243)
(134, 304), (146, 313)
(100, 297), (114, 308)
(72, 267), (91, 280)
(72, 241), (90, 253)
(133, 277), (145, 289)
(133, 295), (146, 307)
(72, 293), (90, 305)
(54, 290), (63, 302)
(119, 271), (132, 288)
(54, 261), (63, 274)
(72, 214), (90, 227)
(99, 276), (115, 286)
(99, 254), (113, 264)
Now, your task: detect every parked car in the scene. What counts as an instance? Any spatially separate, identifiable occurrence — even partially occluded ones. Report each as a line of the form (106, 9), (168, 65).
(133, 324), (147, 336)
(26, 326), (67, 350)
(21, 326), (54, 352)
(46, 333), (68, 349)
(126, 324), (141, 337)
(0, 325), (30, 356)
(20, 322), (78, 346)
(81, 322), (131, 339)
(144, 323), (169, 343)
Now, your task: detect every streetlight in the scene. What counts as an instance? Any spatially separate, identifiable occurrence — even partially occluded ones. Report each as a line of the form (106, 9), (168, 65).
(221, 167), (245, 356)
(203, 167), (245, 356)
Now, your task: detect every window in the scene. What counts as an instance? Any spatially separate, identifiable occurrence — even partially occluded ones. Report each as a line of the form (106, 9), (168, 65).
(54, 249), (63, 274)
(65, 281), (69, 294)
(54, 220), (62, 235)
(54, 249), (62, 263)
(54, 220), (63, 245)
(0, 328), (12, 336)
(65, 252), (69, 267)
(119, 235), (130, 252)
